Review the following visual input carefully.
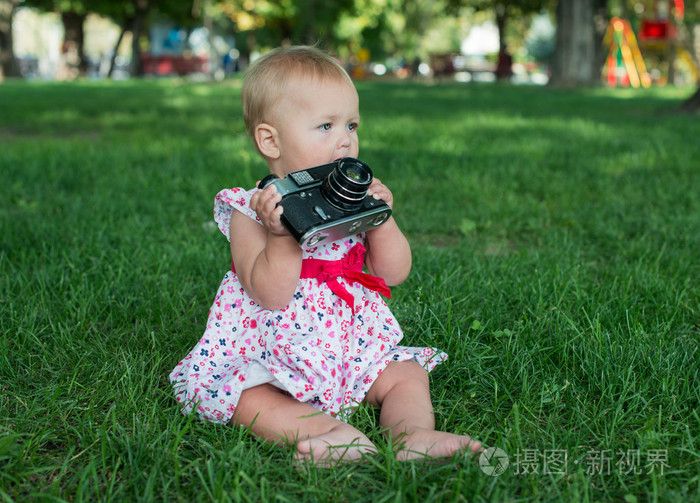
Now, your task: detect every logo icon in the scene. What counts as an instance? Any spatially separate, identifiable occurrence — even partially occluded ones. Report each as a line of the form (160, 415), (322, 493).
(479, 447), (510, 476)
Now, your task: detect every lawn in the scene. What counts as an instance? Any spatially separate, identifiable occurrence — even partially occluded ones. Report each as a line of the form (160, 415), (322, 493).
(1, 78), (698, 502)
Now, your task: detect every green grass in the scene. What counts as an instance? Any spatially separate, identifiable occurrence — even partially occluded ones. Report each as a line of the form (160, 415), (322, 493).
(1, 77), (698, 502)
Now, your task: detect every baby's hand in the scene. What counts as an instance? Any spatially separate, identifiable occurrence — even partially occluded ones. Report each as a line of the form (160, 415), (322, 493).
(366, 178), (394, 209)
(250, 183), (289, 236)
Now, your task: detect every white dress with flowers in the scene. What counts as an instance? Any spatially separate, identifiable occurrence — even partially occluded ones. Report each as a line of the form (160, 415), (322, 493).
(169, 187), (447, 424)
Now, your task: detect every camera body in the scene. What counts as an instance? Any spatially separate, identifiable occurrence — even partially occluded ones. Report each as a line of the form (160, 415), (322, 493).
(258, 157), (391, 249)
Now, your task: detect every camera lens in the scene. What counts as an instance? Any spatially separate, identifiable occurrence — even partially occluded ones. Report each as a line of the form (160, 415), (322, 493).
(322, 158), (373, 211)
(345, 166), (364, 181)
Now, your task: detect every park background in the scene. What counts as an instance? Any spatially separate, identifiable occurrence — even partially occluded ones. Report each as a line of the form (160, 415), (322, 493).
(1, 0), (700, 95)
(1, 1), (699, 502)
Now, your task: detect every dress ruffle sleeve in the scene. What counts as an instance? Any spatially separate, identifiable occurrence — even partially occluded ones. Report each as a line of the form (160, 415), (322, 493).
(213, 187), (261, 241)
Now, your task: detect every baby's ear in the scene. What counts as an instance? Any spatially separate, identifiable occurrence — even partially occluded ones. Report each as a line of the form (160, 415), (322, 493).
(254, 123), (280, 159)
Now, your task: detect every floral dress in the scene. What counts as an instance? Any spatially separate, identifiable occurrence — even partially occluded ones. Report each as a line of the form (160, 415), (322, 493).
(169, 187), (447, 424)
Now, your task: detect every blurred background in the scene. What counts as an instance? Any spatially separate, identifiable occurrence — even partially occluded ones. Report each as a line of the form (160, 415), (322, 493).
(0, 1), (698, 94)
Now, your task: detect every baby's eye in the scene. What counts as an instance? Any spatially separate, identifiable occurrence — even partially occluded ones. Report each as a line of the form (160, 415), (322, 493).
(319, 123), (331, 131)
(347, 122), (358, 132)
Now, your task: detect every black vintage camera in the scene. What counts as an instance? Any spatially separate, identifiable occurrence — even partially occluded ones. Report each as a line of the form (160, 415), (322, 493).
(258, 157), (391, 248)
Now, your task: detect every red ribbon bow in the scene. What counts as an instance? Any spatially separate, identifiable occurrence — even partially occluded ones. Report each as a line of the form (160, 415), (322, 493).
(300, 243), (391, 310)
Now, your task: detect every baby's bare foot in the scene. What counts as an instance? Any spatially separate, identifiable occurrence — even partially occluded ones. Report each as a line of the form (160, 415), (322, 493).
(295, 424), (377, 466)
(395, 429), (483, 461)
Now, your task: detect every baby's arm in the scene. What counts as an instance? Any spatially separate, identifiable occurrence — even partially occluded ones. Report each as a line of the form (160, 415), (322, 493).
(230, 185), (303, 310)
(364, 178), (412, 286)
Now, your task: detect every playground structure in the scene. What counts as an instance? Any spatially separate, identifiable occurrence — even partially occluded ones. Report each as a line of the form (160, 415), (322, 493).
(602, 0), (698, 87)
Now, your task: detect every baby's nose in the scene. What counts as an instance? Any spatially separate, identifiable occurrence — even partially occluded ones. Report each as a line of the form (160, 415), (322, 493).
(338, 130), (352, 147)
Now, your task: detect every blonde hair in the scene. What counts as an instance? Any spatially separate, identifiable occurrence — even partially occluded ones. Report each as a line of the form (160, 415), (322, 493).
(242, 46), (353, 142)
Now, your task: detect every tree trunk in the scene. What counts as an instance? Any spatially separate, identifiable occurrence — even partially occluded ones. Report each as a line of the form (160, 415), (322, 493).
(129, 0), (150, 77)
(61, 10), (87, 78)
(681, 86), (700, 112)
(592, 0), (609, 79)
(0, 0), (20, 81)
(550, 0), (598, 86)
(108, 20), (130, 78)
(494, 4), (513, 81)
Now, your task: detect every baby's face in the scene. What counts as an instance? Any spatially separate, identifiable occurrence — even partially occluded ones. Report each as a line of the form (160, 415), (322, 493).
(270, 75), (360, 176)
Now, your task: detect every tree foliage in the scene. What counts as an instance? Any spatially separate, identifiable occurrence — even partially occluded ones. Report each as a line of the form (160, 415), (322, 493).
(17, 0), (200, 77)
(215, 0), (357, 55)
(5, 0), (698, 105)
(448, 0), (553, 50)
(215, 0), (477, 60)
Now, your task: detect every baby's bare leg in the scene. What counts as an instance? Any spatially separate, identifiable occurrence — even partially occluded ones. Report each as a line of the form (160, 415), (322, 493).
(364, 361), (482, 460)
(232, 384), (376, 464)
